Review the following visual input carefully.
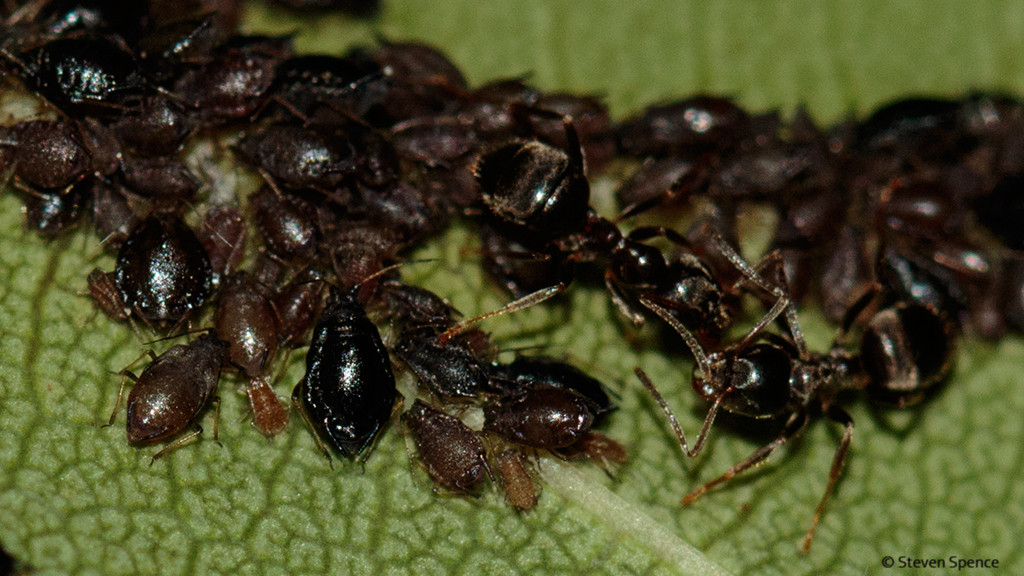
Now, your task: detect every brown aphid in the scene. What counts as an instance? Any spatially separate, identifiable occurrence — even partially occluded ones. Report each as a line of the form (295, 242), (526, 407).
(114, 213), (213, 326)
(493, 449), (538, 511)
(214, 272), (278, 377)
(88, 269), (129, 321)
(120, 155), (200, 203)
(482, 385), (597, 450)
(402, 399), (489, 492)
(565, 432), (628, 468)
(246, 377), (288, 438)
(251, 186), (319, 263)
(22, 182), (86, 238)
(198, 206), (247, 283)
(91, 182), (138, 251)
(2, 120), (92, 190)
(273, 269), (326, 348)
(108, 333), (229, 462)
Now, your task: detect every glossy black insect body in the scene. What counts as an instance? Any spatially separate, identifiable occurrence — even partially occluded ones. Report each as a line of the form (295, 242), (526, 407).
(113, 213), (213, 326)
(19, 35), (145, 115)
(860, 301), (956, 407)
(293, 287), (397, 459)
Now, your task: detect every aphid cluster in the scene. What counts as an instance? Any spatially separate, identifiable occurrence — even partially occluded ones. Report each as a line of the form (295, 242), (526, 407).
(1, 0), (1018, 546)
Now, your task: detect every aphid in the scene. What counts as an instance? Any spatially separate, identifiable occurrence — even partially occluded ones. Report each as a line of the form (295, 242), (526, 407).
(214, 272), (278, 378)
(106, 333), (229, 463)
(492, 448), (538, 511)
(1, 120), (92, 190)
(110, 212), (213, 327)
(111, 94), (193, 156)
(21, 182), (86, 237)
(488, 355), (613, 414)
(235, 124), (357, 191)
(15, 35), (146, 115)
(197, 206), (247, 284)
(87, 269), (128, 321)
(246, 377), (289, 438)
(402, 400), (489, 492)
(292, 285), (397, 460)
(616, 95), (752, 157)
(273, 268), (327, 348)
(394, 330), (492, 401)
(90, 182), (138, 251)
(250, 186), (320, 264)
(270, 53), (389, 118)
(172, 35), (291, 125)
(483, 385), (598, 451)
(120, 155), (200, 203)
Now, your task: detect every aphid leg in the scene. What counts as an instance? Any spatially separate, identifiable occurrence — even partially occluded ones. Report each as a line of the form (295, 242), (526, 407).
(104, 349), (155, 427)
(801, 405), (854, 553)
(149, 425), (204, 466)
(438, 283), (567, 345)
(105, 370), (137, 427)
(291, 385), (335, 469)
(635, 367), (723, 458)
(681, 410), (809, 506)
(211, 396), (222, 446)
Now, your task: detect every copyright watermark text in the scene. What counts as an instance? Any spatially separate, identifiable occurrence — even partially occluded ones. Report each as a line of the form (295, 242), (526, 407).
(881, 555), (1000, 570)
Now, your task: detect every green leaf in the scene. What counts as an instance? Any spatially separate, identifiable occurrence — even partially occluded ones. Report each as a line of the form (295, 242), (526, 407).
(2, 1), (1024, 575)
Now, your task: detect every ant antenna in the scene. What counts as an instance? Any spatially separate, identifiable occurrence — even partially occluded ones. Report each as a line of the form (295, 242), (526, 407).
(635, 367), (724, 458)
(638, 295), (711, 376)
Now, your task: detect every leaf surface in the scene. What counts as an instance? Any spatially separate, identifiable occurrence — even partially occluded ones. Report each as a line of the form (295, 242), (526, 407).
(2, 1), (1023, 575)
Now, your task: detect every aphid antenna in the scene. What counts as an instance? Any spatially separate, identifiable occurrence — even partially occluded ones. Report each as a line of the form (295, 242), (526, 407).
(337, 258), (439, 296)
(140, 326), (219, 347)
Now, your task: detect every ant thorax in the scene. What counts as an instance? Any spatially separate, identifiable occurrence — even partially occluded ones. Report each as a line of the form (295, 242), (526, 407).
(789, 348), (860, 405)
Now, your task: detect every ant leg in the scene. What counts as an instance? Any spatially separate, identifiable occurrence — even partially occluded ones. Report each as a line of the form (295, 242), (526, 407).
(801, 405), (854, 552)
(832, 283), (882, 347)
(635, 367), (724, 458)
(681, 410), (810, 506)
(149, 425), (204, 465)
(438, 283), (567, 345)
(604, 270), (646, 326)
(638, 295), (711, 376)
(710, 234), (808, 359)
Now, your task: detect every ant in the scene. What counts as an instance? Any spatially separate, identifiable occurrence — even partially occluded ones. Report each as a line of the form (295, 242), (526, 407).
(448, 108), (804, 346)
(636, 280), (956, 551)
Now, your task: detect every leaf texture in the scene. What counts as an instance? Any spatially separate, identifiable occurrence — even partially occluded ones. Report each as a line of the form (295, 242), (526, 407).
(2, 1), (1023, 575)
